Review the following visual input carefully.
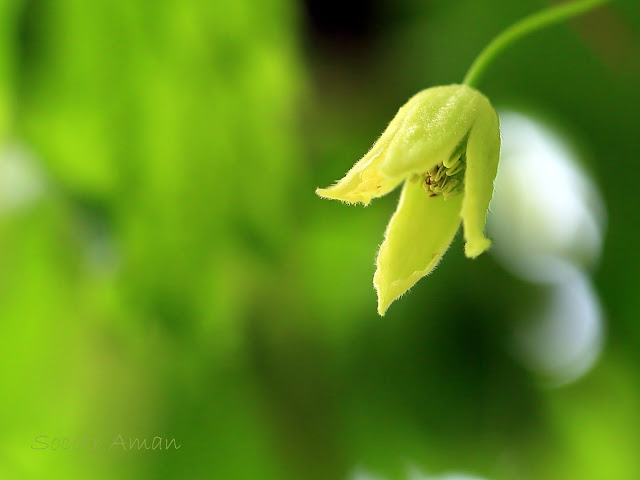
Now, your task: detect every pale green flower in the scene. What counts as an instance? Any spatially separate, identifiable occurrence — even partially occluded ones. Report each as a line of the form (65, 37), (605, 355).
(316, 85), (500, 315)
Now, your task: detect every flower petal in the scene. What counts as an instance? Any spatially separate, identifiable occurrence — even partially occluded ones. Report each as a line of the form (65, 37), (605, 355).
(374, 180), (463, 315)
(315, 102), (412, 205)
(381, 85), (482, 178)
(460, 99), (501, 258)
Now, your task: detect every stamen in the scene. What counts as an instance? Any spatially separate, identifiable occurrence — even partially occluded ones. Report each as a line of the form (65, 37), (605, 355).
(445, 162), (464, 176)
(421, 153), (466, 199)
(443, 153), (461, 169)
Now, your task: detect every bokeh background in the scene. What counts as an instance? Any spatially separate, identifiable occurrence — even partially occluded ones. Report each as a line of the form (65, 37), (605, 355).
(1, 0), (639, 479)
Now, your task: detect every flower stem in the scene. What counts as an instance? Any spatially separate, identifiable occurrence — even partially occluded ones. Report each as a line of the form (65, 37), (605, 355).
(463, 0), (612, 88)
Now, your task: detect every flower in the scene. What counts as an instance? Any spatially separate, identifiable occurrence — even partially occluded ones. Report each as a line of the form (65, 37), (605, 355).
(316, 84), (500, 315)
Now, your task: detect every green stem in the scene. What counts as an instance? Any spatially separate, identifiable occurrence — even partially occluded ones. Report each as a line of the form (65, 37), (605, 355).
(463, 0), (612, 88)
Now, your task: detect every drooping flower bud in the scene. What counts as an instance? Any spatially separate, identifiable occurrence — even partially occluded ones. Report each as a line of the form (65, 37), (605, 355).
(317, 85), (501, 315)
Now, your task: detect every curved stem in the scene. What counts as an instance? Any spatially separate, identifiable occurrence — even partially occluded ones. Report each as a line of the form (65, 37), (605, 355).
(463, 0), (612, 88)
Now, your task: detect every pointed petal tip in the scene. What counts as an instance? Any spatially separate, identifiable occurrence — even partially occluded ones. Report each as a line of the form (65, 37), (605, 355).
(374, 267), (425, 318)
(315, 187), (370, 205)
(315, 186), (335, 200)
(374, 284), (393, 317)
(464, 237), (492, 259)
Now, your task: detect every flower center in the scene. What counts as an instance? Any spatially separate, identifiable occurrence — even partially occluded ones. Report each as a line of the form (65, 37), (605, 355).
(420, 152), (465, 199)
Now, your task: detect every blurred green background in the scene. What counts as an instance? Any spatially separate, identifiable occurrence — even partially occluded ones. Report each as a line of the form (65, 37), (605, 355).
(1, 0), (640, 479)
